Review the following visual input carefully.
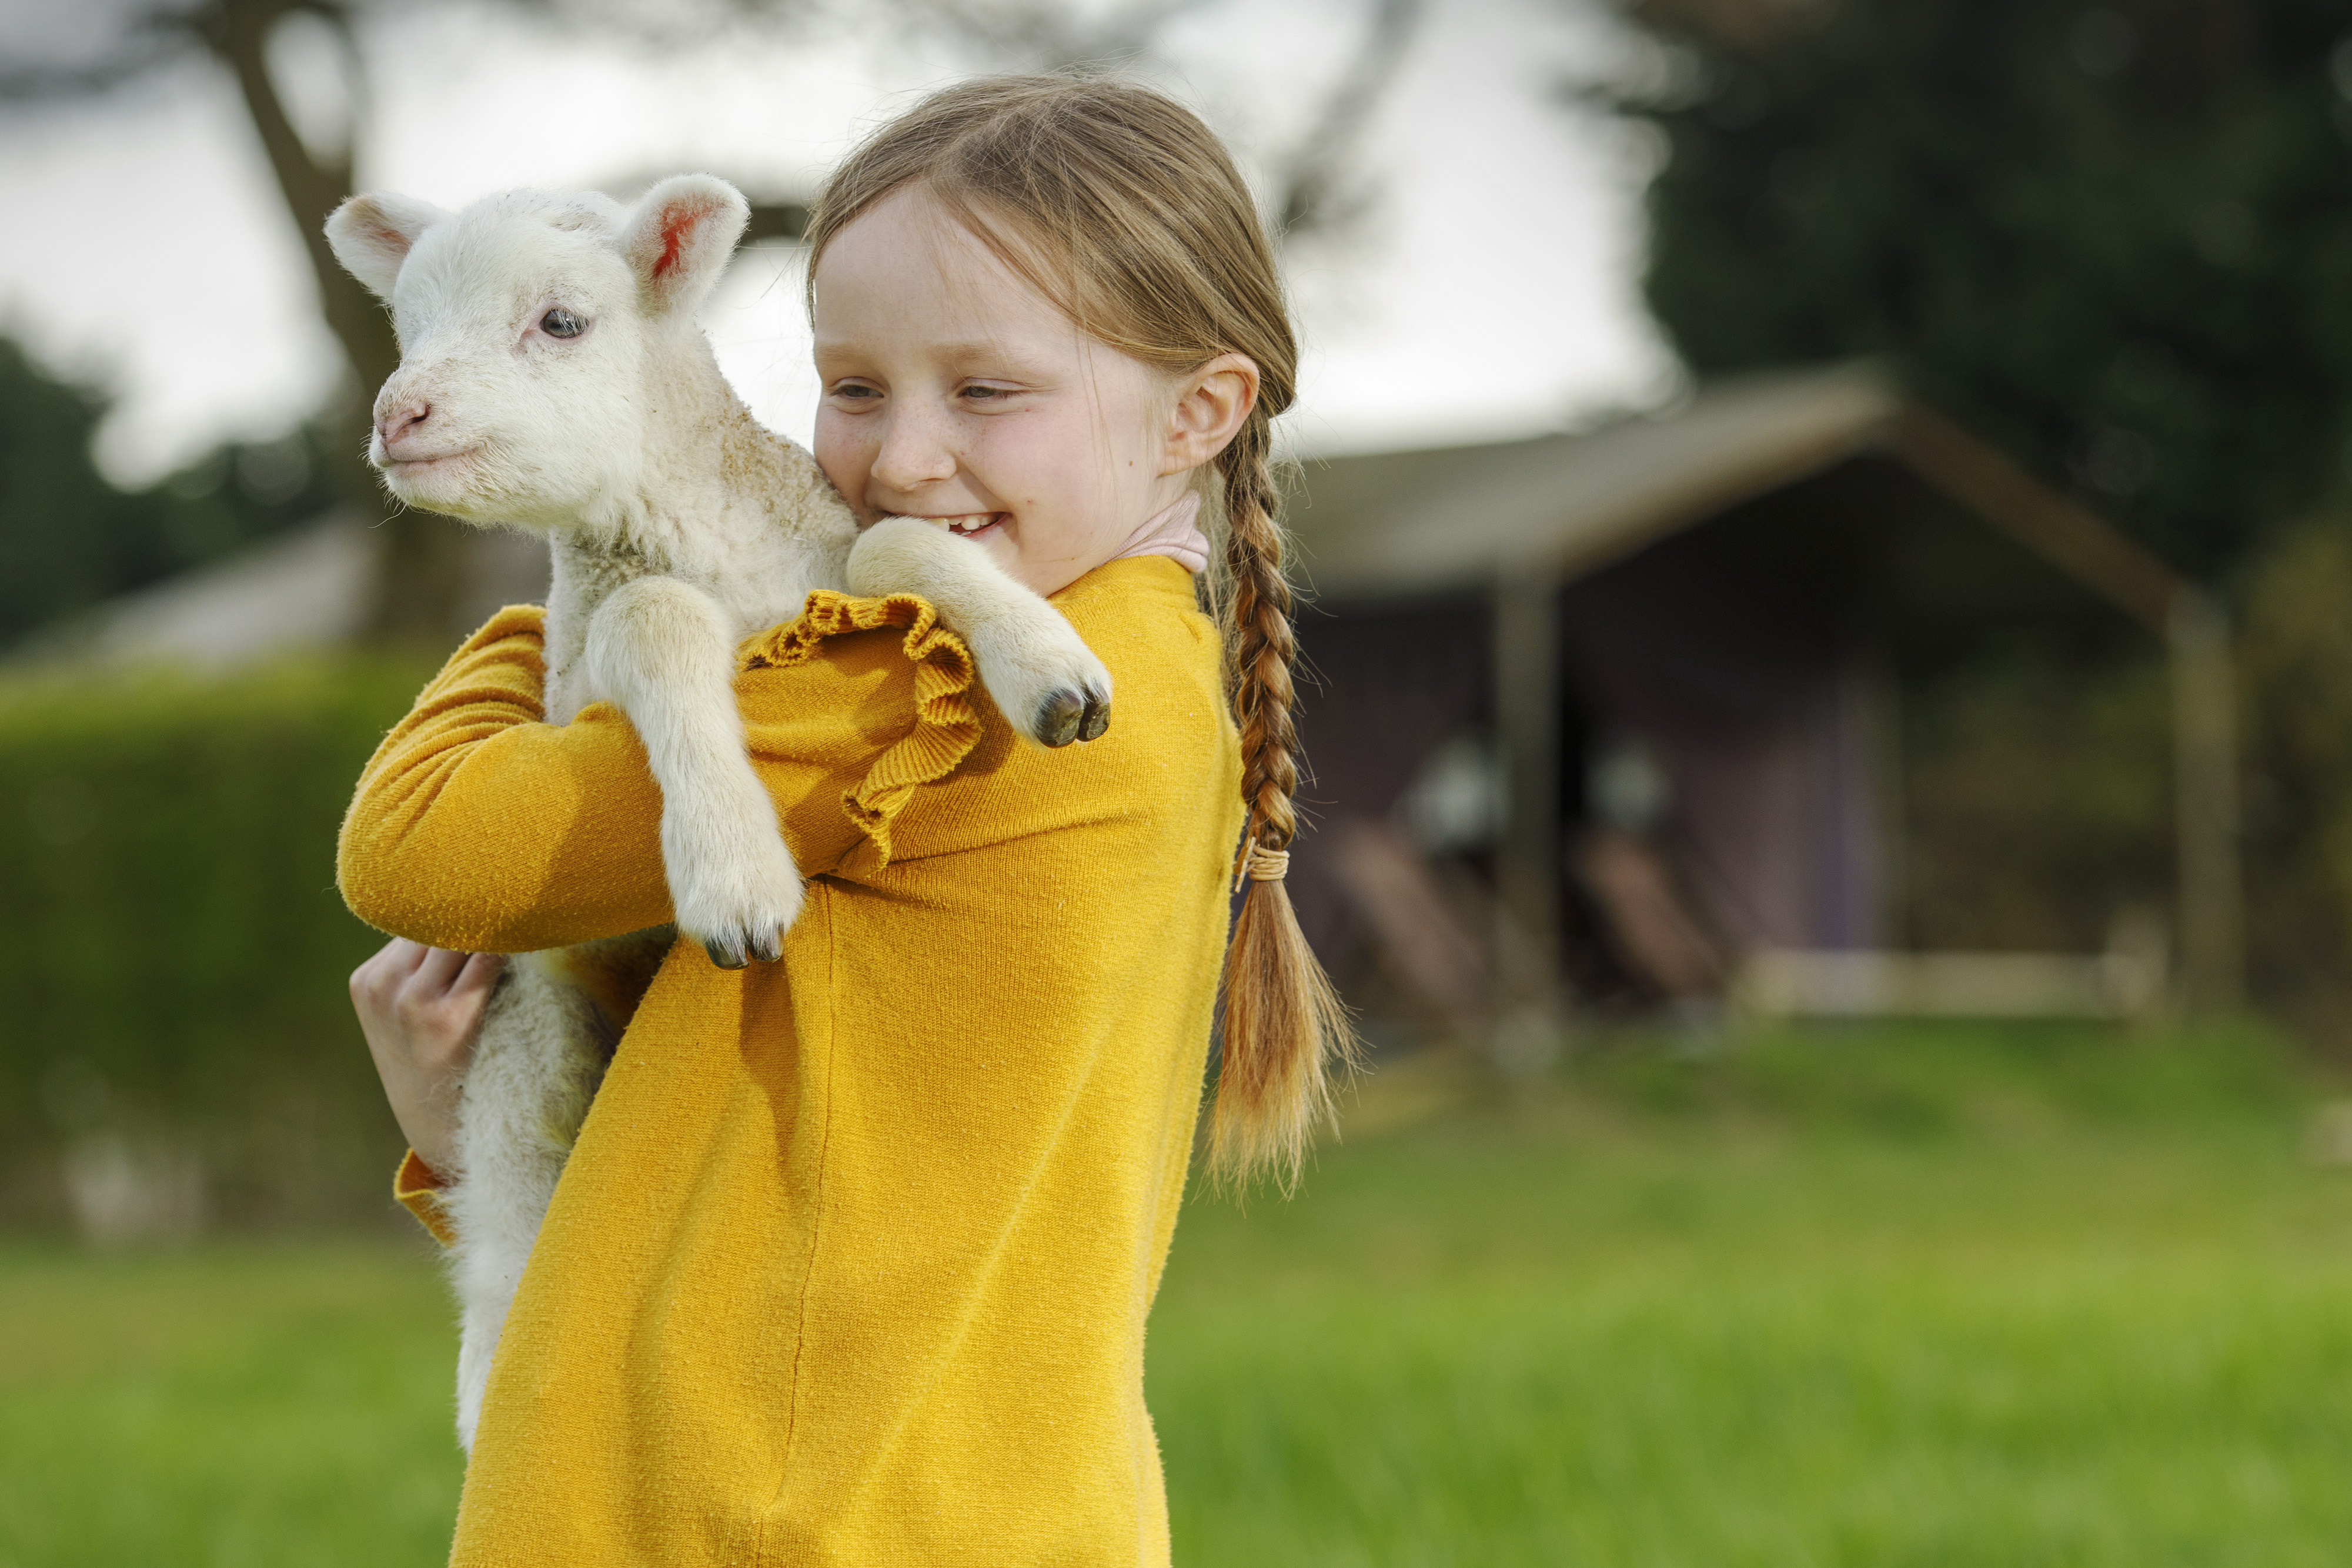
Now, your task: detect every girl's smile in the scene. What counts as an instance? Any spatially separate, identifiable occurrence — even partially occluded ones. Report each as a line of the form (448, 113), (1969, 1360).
(891, 510), (1007, 539)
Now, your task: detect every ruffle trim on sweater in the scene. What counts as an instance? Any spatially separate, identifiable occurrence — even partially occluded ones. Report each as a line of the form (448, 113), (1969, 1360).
(741, 591), (981, 868)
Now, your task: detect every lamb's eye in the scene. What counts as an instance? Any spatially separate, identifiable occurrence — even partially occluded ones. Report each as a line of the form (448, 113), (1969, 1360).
(540, 308), (585, 339)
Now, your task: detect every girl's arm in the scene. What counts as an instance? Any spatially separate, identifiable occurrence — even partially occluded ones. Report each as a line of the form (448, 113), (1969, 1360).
(338, 604), (901, 954)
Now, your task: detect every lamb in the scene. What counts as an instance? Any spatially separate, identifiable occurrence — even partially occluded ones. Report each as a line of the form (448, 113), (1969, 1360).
(325, 174), (1113, 1450)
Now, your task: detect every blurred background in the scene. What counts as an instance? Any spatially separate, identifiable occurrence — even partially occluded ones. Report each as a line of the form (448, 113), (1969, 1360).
(8, 0), (2352, 1562)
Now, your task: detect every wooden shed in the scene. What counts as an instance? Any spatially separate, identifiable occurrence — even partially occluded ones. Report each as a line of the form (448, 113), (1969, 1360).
(1279, 362), (2237, 1046)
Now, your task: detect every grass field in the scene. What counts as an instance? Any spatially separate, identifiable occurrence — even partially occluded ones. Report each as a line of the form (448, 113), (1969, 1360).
(6, 1022), (2352, 1565)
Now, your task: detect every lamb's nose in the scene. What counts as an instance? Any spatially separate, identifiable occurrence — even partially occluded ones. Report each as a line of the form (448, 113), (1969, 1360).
(376, 399), (432, 450)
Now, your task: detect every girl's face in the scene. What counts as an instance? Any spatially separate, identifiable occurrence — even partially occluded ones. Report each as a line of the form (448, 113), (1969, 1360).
(811, 186), (1253, 597)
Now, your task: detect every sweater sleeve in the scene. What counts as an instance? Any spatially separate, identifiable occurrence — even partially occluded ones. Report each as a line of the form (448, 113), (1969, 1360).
(393, 1148), (457, 1246)
(338, 596), (978, 954)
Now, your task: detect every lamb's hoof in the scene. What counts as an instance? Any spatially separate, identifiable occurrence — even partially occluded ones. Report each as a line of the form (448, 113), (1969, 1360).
(1036, 691), (1084, 748)
(701, 924), (783, 969)
(710, 931), (786, 968)
(1034, 688), (1111, 748)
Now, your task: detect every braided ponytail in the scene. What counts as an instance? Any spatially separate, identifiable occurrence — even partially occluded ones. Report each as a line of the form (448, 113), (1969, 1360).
(807, 73), (1357, 1191)
(1209, 412), (1358, 1189)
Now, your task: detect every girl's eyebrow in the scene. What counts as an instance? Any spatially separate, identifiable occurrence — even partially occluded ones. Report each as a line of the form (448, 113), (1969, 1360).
(810, 336), (1059, 379)
(934, 340), (1056, 375)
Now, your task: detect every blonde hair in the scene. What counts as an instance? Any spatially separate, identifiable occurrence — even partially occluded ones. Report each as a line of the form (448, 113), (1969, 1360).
(806, 73), (1355, 1189)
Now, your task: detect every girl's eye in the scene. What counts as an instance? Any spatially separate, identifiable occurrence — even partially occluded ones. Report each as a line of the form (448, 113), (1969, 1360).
(540, 309), (586, 339)
(833, 383), (880, 402)
(960, 385), (1013, 402)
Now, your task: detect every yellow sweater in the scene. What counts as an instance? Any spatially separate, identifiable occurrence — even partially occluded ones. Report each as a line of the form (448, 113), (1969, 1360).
(338, 556), (1242, 1566)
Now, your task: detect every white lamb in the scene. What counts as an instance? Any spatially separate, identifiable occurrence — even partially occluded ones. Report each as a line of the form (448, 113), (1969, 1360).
(325, 175), (1112, 1450)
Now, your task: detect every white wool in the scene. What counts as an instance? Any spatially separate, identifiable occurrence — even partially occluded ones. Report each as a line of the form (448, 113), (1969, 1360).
(327, 175), (1114, 1451)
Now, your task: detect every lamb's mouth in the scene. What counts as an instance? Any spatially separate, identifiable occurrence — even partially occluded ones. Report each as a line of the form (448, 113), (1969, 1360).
(381, 447), (485, 482)
(892, 511), (1006, 537)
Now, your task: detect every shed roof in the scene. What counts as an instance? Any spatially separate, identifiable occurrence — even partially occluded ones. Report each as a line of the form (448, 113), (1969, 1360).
(1283, 361), (2187, 628)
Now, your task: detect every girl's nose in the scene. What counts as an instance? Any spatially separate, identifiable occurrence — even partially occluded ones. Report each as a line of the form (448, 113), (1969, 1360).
(869, 408), (959, 492)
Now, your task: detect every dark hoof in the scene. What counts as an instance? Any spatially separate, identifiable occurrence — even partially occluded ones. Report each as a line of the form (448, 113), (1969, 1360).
(1079, 692), (1110, 742)
(749, 929), (781, 965)
(1035, 690), (1085, 748)
(703, 940), (750, 971)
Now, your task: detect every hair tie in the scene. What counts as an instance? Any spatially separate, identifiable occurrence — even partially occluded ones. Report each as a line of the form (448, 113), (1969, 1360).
(1232, 841), (1289, 893)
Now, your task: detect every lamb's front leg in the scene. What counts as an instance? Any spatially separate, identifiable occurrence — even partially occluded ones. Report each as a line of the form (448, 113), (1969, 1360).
(847, 516), (1113, 747)
(587, 577), (800, 968)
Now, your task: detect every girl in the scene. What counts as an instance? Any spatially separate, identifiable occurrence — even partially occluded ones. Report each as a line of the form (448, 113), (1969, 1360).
(340, 74), (1346, 1565)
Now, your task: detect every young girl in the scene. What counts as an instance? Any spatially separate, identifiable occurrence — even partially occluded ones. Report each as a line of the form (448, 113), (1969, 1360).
(340, 74), (1346, 1565)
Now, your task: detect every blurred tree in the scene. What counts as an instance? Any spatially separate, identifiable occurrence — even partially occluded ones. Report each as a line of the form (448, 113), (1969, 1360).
(1611, 0), (2352, 575)
(2, 0), (1416, 641)
(903, 0), (1425, 240)
(0, 0), (829, 644)
(0, 336), (342, 651)
(2236, 505), (2352, 1038)
(6, 1), (434, 640)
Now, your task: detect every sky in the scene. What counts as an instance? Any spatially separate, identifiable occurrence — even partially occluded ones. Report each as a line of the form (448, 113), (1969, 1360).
(0, 0), (1676, 489)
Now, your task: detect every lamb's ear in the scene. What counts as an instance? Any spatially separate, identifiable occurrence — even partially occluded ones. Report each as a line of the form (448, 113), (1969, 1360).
(325, 193), (449, 300)
(621, 175), (750, 316)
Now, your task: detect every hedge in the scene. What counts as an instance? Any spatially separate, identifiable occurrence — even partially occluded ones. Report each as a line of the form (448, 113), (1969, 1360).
(0, 656), (437, 1232)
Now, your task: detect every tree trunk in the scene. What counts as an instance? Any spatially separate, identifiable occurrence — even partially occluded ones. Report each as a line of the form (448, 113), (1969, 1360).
(203, 0), (466, 644)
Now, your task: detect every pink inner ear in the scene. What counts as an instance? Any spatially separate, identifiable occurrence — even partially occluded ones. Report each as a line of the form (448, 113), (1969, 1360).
(651, 201), (709, 281)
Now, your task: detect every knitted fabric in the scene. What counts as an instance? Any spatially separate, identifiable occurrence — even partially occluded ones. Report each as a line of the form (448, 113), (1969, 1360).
(392, 1149), (456, 1247)
(340, 556), (1241, 1566)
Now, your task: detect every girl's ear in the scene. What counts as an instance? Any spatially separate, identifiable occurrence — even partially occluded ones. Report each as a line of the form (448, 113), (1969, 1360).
(1161, 354), (1260, 474)
(621, 175), (751, 317)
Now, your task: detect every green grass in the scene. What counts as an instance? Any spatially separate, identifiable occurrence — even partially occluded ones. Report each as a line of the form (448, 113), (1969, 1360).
(1156, 1023), (2352, 1565)
(6, 1023), (2352, 1564)
(0, 1241), (465, 1567)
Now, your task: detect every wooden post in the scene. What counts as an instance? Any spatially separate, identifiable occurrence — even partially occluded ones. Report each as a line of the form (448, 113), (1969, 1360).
(2169, 590), (2243, 1014)
(1491, 567), (1565, 1070)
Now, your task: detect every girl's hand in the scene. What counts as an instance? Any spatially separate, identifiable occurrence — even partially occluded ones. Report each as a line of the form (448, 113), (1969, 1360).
(350, 938), (505, 1181)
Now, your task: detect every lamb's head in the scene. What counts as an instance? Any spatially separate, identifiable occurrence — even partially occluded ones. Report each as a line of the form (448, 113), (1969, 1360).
(325, 175), (750, 530)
